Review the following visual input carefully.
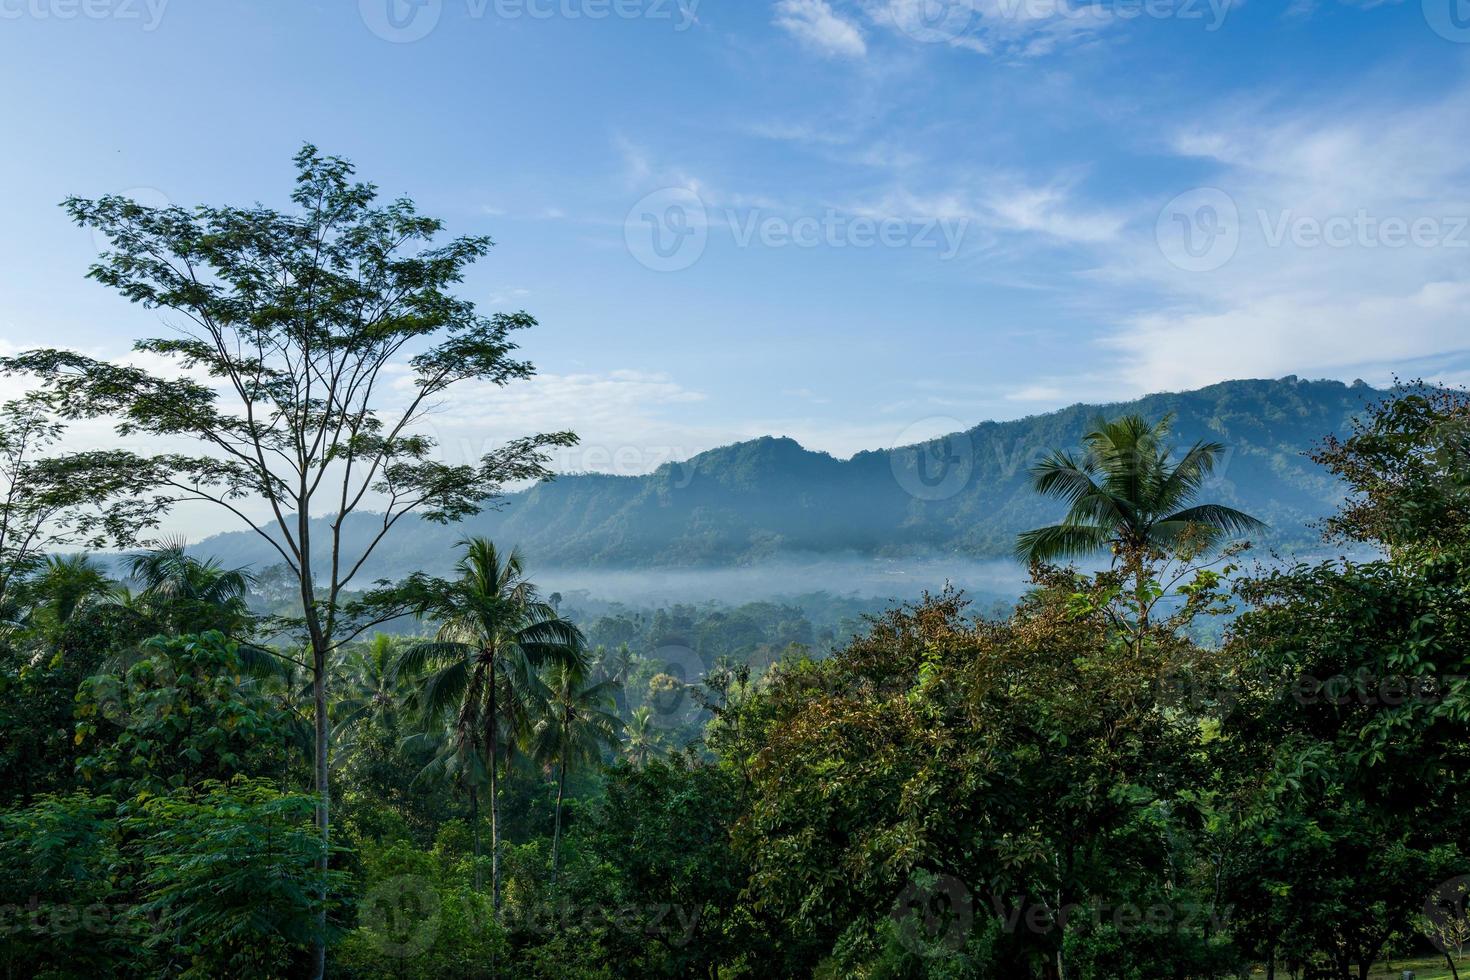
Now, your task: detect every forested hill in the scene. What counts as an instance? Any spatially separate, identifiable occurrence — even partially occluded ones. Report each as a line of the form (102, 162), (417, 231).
(195, 377), (1384, 578)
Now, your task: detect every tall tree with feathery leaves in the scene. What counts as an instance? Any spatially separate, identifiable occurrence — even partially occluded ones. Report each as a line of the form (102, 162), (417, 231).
(0, 147), (575, 976)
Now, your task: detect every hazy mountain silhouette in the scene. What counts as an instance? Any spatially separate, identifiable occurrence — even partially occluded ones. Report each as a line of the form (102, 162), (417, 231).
(194, 377), (1383, 581)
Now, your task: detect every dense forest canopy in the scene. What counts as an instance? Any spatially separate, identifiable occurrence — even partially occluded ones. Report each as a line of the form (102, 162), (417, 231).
(0, 154), (1466, 980)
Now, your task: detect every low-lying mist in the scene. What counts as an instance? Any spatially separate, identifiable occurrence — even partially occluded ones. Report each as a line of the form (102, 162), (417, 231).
(531, 553), (1037, 608)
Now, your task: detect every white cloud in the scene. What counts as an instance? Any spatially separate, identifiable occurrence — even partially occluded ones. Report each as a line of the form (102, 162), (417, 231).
(1005, 383), (1068, 402)
(1093, 82), (1470, 393)
(774, 0), (868, 58)
(850, 171), (1126, 246)
(421, 370), (716, 477)
(862, 0), (1118, 58)
(1108, 281), (1470, 392)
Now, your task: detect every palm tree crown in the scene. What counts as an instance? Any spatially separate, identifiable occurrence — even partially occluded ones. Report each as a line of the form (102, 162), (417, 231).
(332, 633), (414, 745)
(121, 540), (254, 635)
(529, 659), (622, 882)
(399, 537), (585, 903)
(25, 553), (115, 627)
(1015, 413), (1266, 566)
(622, 705), (662, 768)
(530, 661), (622, 777)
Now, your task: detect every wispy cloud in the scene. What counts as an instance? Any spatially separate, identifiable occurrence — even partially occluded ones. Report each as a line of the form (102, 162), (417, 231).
(1096, 80), (1470, 392)
(850, 172), (1126, 246)
(858, 0), (1119, 58)
(774, 0), (868, 58)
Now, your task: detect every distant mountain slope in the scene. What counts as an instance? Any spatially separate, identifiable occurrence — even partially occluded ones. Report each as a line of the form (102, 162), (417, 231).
(194, 377), (1383, 579)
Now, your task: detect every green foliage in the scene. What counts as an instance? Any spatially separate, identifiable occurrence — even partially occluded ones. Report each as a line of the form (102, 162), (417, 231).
(1214, 387), (1470, 977)
(126, 778), (340, 978)
(0, 781), (335, 979)
(728, 582), (1227, 977)
(3, 395), (1469, 979)
(75, 631), (287, 794)
(0, 792), (129, 977)
(337, 836), (505, 979)
(558, 755), (746, 976)
(0, 394), (163, 613)
(0, 641), (102, 804)
(1313, 385), (1470, 556)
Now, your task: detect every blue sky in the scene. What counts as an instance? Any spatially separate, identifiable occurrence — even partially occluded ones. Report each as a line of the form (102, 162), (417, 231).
(1, 0), (1469, 504)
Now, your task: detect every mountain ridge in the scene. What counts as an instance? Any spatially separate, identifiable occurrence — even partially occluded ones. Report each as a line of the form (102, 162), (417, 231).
(192, 376), (1384, 580)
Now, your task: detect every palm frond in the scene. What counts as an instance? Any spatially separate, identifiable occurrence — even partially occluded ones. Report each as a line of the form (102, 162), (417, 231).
(1151, 439), (1227, 514)
(1028, 450), (1100, 505)
(1158, 503), (1268, 536)
(1014, 523), (1114, 564)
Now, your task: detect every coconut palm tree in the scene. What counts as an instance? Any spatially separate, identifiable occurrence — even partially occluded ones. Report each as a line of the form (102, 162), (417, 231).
(529, 660), (622, 883)
(400, 538), (585, 907)
(1015, 413), (1265, 629)
(121, 540), (254, 635)
(622, 706), (662, 768)
(25, 553), (116, 629)
(405, 717), (495, 883)
(331, 633), (417, 749)
(592, 642), (635, 714)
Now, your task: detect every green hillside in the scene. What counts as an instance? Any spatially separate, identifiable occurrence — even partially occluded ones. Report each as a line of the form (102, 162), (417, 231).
(195, 376), (1382, 578)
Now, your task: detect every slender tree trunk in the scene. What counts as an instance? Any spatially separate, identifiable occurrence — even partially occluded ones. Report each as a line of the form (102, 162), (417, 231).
(551, 757), (567, 886)
(488, 654), (500, 913)
(470, 784), (482, 892)
(1445, 948), (1461, 980)
(307, 624), (330, 979)
(298, 502), (331, 980)
(1129, 546), (1149, 651)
